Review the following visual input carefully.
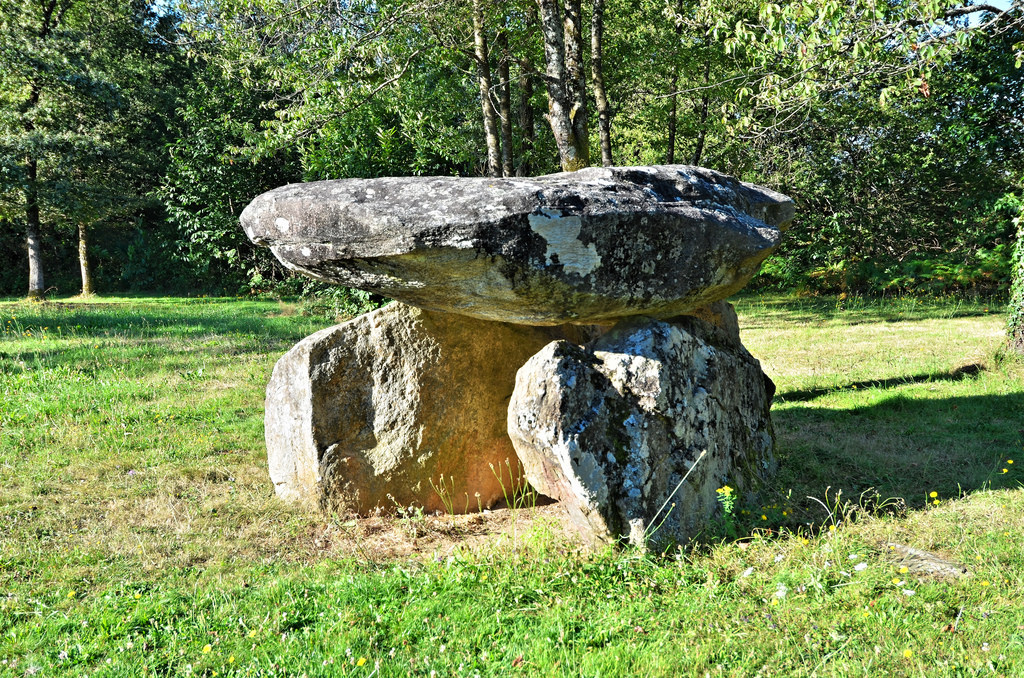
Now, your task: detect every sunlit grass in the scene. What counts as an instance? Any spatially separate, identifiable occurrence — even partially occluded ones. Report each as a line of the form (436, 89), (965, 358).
(1, 293), (1023, 676)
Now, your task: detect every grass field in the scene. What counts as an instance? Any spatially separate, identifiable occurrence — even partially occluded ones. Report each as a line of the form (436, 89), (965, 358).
(1, 293), (1023, 677)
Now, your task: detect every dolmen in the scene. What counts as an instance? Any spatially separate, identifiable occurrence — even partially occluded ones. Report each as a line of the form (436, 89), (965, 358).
(242, 165), (794, 549)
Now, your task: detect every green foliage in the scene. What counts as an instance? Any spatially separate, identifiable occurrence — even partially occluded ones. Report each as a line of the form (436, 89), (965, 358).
(751, 25), (1023, 296)
(1008, 196), (1024, 351)
(297, 283), (389, 321)
(176, 0), (504, 178)
(1, 0), (1021, 303)
(158, 63), (301, 293)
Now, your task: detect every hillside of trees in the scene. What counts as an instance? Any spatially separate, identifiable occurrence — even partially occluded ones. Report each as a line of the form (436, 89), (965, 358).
(1, 0), (1022, 341)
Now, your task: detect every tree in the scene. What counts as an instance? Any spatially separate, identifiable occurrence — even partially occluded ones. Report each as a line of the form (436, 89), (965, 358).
(0, 0), (180, 297)
(536, 0), (590, 171)
(159, 59), (301, 292)
(681, 0), (1023, 138)
(471, 0), (502, 177)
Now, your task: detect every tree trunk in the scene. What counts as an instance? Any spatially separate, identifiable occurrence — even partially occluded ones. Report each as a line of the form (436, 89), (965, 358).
(496, 32), (514, 178)
(78, 222), (94, 296)
(591, 0), (612, 166)
(537, 0), (589, 171)
(472, 0), (502, 177)
(563, 0), (590, 166)
(517, 56), (535, 176)
(666, 69), (679, 164)
(22, 3), (66, 301)
(25, 157), (45, 300)
(691, 59), (711, 167)
(666, 0), (684, 165)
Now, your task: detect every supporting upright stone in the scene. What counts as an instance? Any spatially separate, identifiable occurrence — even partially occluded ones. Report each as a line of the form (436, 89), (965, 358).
(265, 301), (598, 514)
(507, 314), (776, 549)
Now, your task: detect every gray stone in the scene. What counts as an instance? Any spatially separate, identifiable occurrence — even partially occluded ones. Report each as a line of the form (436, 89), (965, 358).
(507, 315), (775, 549)
(241, 165), (793, 325)
(266, 301), (599, 515)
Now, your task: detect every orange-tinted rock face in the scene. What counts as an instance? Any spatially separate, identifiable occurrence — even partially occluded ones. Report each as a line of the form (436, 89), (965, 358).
(265, 302), (600, 514)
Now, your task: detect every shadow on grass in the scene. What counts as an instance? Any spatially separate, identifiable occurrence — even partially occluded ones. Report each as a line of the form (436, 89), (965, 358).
(772, 389), (1024, 515)
(1, 298), (330, 342)
(0, 299), (332, 380)
(735, 292), (1000, 328)
(776, 363), (986, 402)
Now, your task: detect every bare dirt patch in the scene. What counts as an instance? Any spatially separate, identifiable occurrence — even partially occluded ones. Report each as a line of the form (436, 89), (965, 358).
(303, 502), (588, 563)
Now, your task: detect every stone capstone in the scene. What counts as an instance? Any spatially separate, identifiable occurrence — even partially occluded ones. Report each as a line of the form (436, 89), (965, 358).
(507, 313), (776, 549)
(265, 301), (600, 514)
(241, 165), (794, 325)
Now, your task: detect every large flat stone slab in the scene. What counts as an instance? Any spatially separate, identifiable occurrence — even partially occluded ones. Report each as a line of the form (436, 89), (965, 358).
(242, 165), (793, 325)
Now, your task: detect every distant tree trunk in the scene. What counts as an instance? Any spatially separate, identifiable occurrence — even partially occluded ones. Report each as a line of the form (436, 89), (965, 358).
(537, 0), (589, 171)
(666, 69), (679, 164)
(496, 31), (514, 178)
(472, 0), (502, 177)
(21, 3), (67, 301)
(25, 157), (45, 300)
(563, 0), (589, 165)
(691, 59), (711, 167)
(517, 57), (535, 176)
(666, 1), (684, 165)
(78, 222), (94, 296)
(590, 0), (612, 166)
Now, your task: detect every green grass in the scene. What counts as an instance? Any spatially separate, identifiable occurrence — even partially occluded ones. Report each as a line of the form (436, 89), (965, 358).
(1, 293), (1023, 677)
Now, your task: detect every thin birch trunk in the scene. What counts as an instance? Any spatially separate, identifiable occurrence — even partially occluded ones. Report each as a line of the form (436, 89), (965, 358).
(472, 0), (502, 177)
(78, 222), (94, 296)
(691, 58), (711, 166)
(591, 0), (612, 166)
(26, 157), (44, 300)
(496, 31), (514, 178)
(23, 1), (64, 301)
(666, 69), (679, 164)
(517, 56), (535, 176)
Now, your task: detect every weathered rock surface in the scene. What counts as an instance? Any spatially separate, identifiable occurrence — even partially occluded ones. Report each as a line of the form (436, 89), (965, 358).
(266, 301), (600, 514)
(507, 314), (775, 548)
(242, 165), (793, 325)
